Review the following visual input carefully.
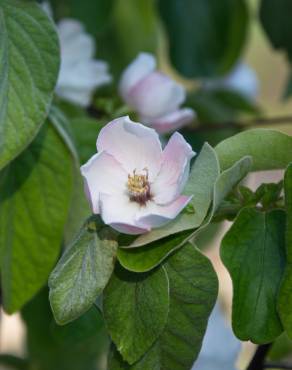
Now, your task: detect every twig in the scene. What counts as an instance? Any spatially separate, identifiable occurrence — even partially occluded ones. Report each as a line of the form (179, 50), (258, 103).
(187, 115), (292, 133)
(247, 344), (272, 370)
(264, 364), (292, 369)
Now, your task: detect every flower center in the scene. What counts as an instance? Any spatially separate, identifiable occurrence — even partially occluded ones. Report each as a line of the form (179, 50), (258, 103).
(127, 169), (151, 205)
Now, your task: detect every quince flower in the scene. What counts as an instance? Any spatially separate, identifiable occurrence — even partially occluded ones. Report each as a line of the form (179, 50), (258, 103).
(56, 19), (112, 107)
(41, 1), (112, 107)
(119, 53), (195, 134)
(81, 116), (195, 235)
(203, 63), (259, 101)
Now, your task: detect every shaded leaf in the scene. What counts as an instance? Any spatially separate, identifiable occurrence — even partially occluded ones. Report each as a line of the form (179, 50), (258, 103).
(49, 217), (118, 325)
(0, 0), (60, 170)
(260, 0), (292, 59)
(22, 288), (107, 370)
(221, 207), (286, 343)
(103, 265), (169, 364)
(0, 123), (73, 313)
(158, 0), (248, 78)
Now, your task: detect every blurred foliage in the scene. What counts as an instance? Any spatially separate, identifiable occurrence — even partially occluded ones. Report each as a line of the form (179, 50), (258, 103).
(158, 0), (249, 78)
(21, 288), (108, 370)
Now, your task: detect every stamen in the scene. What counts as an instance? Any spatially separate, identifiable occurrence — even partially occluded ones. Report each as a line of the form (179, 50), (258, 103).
(127, 168), (151, 205)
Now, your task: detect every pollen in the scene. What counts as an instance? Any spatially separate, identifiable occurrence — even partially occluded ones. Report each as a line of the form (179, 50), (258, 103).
(127, 168), (151, 205)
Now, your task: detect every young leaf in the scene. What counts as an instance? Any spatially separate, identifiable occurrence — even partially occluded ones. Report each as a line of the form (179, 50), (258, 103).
(158, 0), (248, 78)
(215, 129), (292, 171)
(103, 265), (169, 364)
(109, 244), (218, 370)
(278, 163), (292, 338)
(0, 0), (60, 170)
(0, 123), (73, 313)
(221, 207), (286, 343)
(126, 143), (220, 248)
(49, 217), (118, 325)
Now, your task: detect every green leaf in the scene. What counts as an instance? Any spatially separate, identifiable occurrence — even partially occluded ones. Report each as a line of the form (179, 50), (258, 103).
(109, 244), (218, 370)
(278, 164), (292, 338)
(49, 217), (118, 325)
(126, 143), (220, 248)
(221, 207), (286, 343)
(158, 0), (248, 78)
(260, 0), (292, 60)
(215, 129), (292, 171)
(117, 231), (191, 273)
(0, 0), (60, 170)
(70, 116), (105, 164)
(0, 123), (73, 313)
(118, 156), (252, 273)
(22, 288), (107, 370)
(103, 265), (169, 364)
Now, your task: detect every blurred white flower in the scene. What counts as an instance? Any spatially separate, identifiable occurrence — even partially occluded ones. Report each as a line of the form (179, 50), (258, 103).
(81, 116), (195, 235)
(203, 63), (259, 101)
(119, 53), (195, 134)
(192, 303), (241, 370)
(41, 2), (112, 107)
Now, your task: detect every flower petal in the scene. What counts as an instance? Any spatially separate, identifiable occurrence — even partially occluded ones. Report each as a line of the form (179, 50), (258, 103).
(150, 108), (196, 134)
(152, 132), (195, 205)
(136, 195), (192, 229)
(128, 72), (186, 120)
(81, 152), (128, 214)
(96, 116), (162, 181)
(57, 60), (112, 106)
(100, 193), (149, 234)
(119, 53), (156, 101)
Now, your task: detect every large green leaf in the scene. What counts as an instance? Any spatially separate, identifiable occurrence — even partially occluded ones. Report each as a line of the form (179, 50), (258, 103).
(0, 0), (60, 170)
(49, 217), (118, 325)
(260, 0), (292, 60)
(221, 207), (286, 343)
(158, 0), (248, 78)
(0, 123), (73, 313)
(278, 164), (292, 338)
(103, 265), (169, 364)
(126, 143), (220, 248)
(215, 129), (292, 171)
(109, 244), (218, 370)
(118, 156), (252, 273)
(22, 288), (107, 370)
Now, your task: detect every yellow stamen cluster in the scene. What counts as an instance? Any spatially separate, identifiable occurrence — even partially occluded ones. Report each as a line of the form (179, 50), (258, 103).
(127, 169), (151, 205)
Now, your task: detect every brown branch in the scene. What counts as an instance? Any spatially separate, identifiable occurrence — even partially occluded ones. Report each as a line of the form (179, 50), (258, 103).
(247, 344), (272, 370)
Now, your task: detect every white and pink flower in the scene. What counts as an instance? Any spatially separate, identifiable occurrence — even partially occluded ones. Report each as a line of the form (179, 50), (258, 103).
(81, 116), (195, 235)
(119, 53), (195, 134)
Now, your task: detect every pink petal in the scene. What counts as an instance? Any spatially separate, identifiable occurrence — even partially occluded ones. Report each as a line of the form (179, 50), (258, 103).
(128, 72), (186, 120)
(100, 193), (149, 235)
(119, 53), (156, 102)
(149, 108), (196, 134)
(80, 152), (127, 214)
(96, 116), (162, 181)
(152, 132), (195, 205)
(136, 195), (192, 229)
